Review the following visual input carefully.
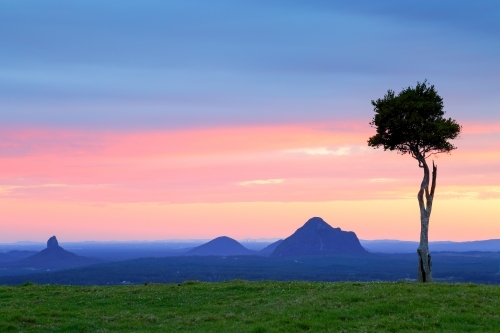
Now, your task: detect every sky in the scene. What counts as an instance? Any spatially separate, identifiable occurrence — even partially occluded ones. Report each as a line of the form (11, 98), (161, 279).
(1, 0), (499, 242)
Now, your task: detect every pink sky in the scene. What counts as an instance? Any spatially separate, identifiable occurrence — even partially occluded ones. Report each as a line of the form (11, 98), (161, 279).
(1, 121), (500, 242)
(2, 2), (500, 245)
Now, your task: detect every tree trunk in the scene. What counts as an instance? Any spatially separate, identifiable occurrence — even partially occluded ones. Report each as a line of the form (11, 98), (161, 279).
(416, 157), (437, 282)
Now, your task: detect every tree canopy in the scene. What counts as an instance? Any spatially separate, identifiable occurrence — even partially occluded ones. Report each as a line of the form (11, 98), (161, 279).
(367, 81), (461, 161)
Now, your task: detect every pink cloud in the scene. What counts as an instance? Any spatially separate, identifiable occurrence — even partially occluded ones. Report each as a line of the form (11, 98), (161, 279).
(0, 121), (498, 204)
(0, 121), (499, 242)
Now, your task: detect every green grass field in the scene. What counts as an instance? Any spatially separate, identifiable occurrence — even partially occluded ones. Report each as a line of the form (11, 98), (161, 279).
(1, 280), (499, 332)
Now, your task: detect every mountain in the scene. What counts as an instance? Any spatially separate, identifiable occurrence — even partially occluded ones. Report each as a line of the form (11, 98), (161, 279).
(360, 239), (500, 253)
(186, 236), (256, 256)
(0, 250), (37, 262)
(270, 217), (367, 257)
(431, 239), (500, 252)
(259, 240), (283, 255)
(1, 236), (102, 270)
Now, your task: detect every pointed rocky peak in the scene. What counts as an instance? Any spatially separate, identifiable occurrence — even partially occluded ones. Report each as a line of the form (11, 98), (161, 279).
(47, 236), (59, 248)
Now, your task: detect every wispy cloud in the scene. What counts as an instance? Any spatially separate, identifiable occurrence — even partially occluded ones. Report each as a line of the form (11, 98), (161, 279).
(369, 178), (398, 183)
(0, 183), (68, 194)
(239, 179), (284, 186)
(286, 147), (351, 156)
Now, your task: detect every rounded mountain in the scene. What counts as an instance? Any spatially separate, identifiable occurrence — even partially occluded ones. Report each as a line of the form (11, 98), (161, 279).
(186, 236), (255, 256)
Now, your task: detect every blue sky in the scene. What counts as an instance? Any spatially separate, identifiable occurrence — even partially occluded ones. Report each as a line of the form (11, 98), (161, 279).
(1, 1), (500, 242)
(1, 0), (499, 128)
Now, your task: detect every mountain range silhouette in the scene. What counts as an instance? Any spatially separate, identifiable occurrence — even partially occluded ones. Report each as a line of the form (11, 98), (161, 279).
(184, 217), (365, 257)
(2, 218), (366, 268)
(0, 236), (101, 270)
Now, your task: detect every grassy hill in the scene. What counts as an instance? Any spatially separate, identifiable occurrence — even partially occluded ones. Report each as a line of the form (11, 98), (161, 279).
(1, 281), (499, 332)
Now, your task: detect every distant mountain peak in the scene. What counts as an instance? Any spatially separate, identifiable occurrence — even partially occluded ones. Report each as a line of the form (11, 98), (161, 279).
(1, 236), (101, 270)
(186, 236), (255, 256)
(270, 217), (367, 257)
(303, 217), (332, 230)
(47, 236), (59, 248)
(213, 236), (232, 241)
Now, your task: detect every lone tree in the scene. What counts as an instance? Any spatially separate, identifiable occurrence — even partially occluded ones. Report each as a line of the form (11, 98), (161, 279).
(368, 80), (461, 282)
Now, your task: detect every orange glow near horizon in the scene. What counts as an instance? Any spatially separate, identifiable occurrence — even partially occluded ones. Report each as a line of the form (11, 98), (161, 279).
(1, 121), (499, 242)
(2, 198), (500, 243)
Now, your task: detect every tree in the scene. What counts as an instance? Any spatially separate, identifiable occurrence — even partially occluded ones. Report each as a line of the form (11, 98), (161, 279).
(367, 80), (461, 282)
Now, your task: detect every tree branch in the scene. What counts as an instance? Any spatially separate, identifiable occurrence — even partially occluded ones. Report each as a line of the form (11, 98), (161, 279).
(430, 161), (437, 197)
(415, 150), (430, 214)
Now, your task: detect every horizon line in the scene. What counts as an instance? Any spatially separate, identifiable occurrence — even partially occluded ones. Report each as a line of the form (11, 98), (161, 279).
(2, 238), (500, 246)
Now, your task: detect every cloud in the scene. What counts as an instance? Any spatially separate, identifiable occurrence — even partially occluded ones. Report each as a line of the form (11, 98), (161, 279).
(238, 179), (284, 186)
(0, 183), (67, 194)
(438, 191), (481, 200)
(369, 178), (398, 183)
(286, 146), (351, 156)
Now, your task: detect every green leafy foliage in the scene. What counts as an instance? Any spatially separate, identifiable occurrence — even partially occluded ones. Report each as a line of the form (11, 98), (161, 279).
(368, 80), (461, 159)
(1, 281), (499, 332)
